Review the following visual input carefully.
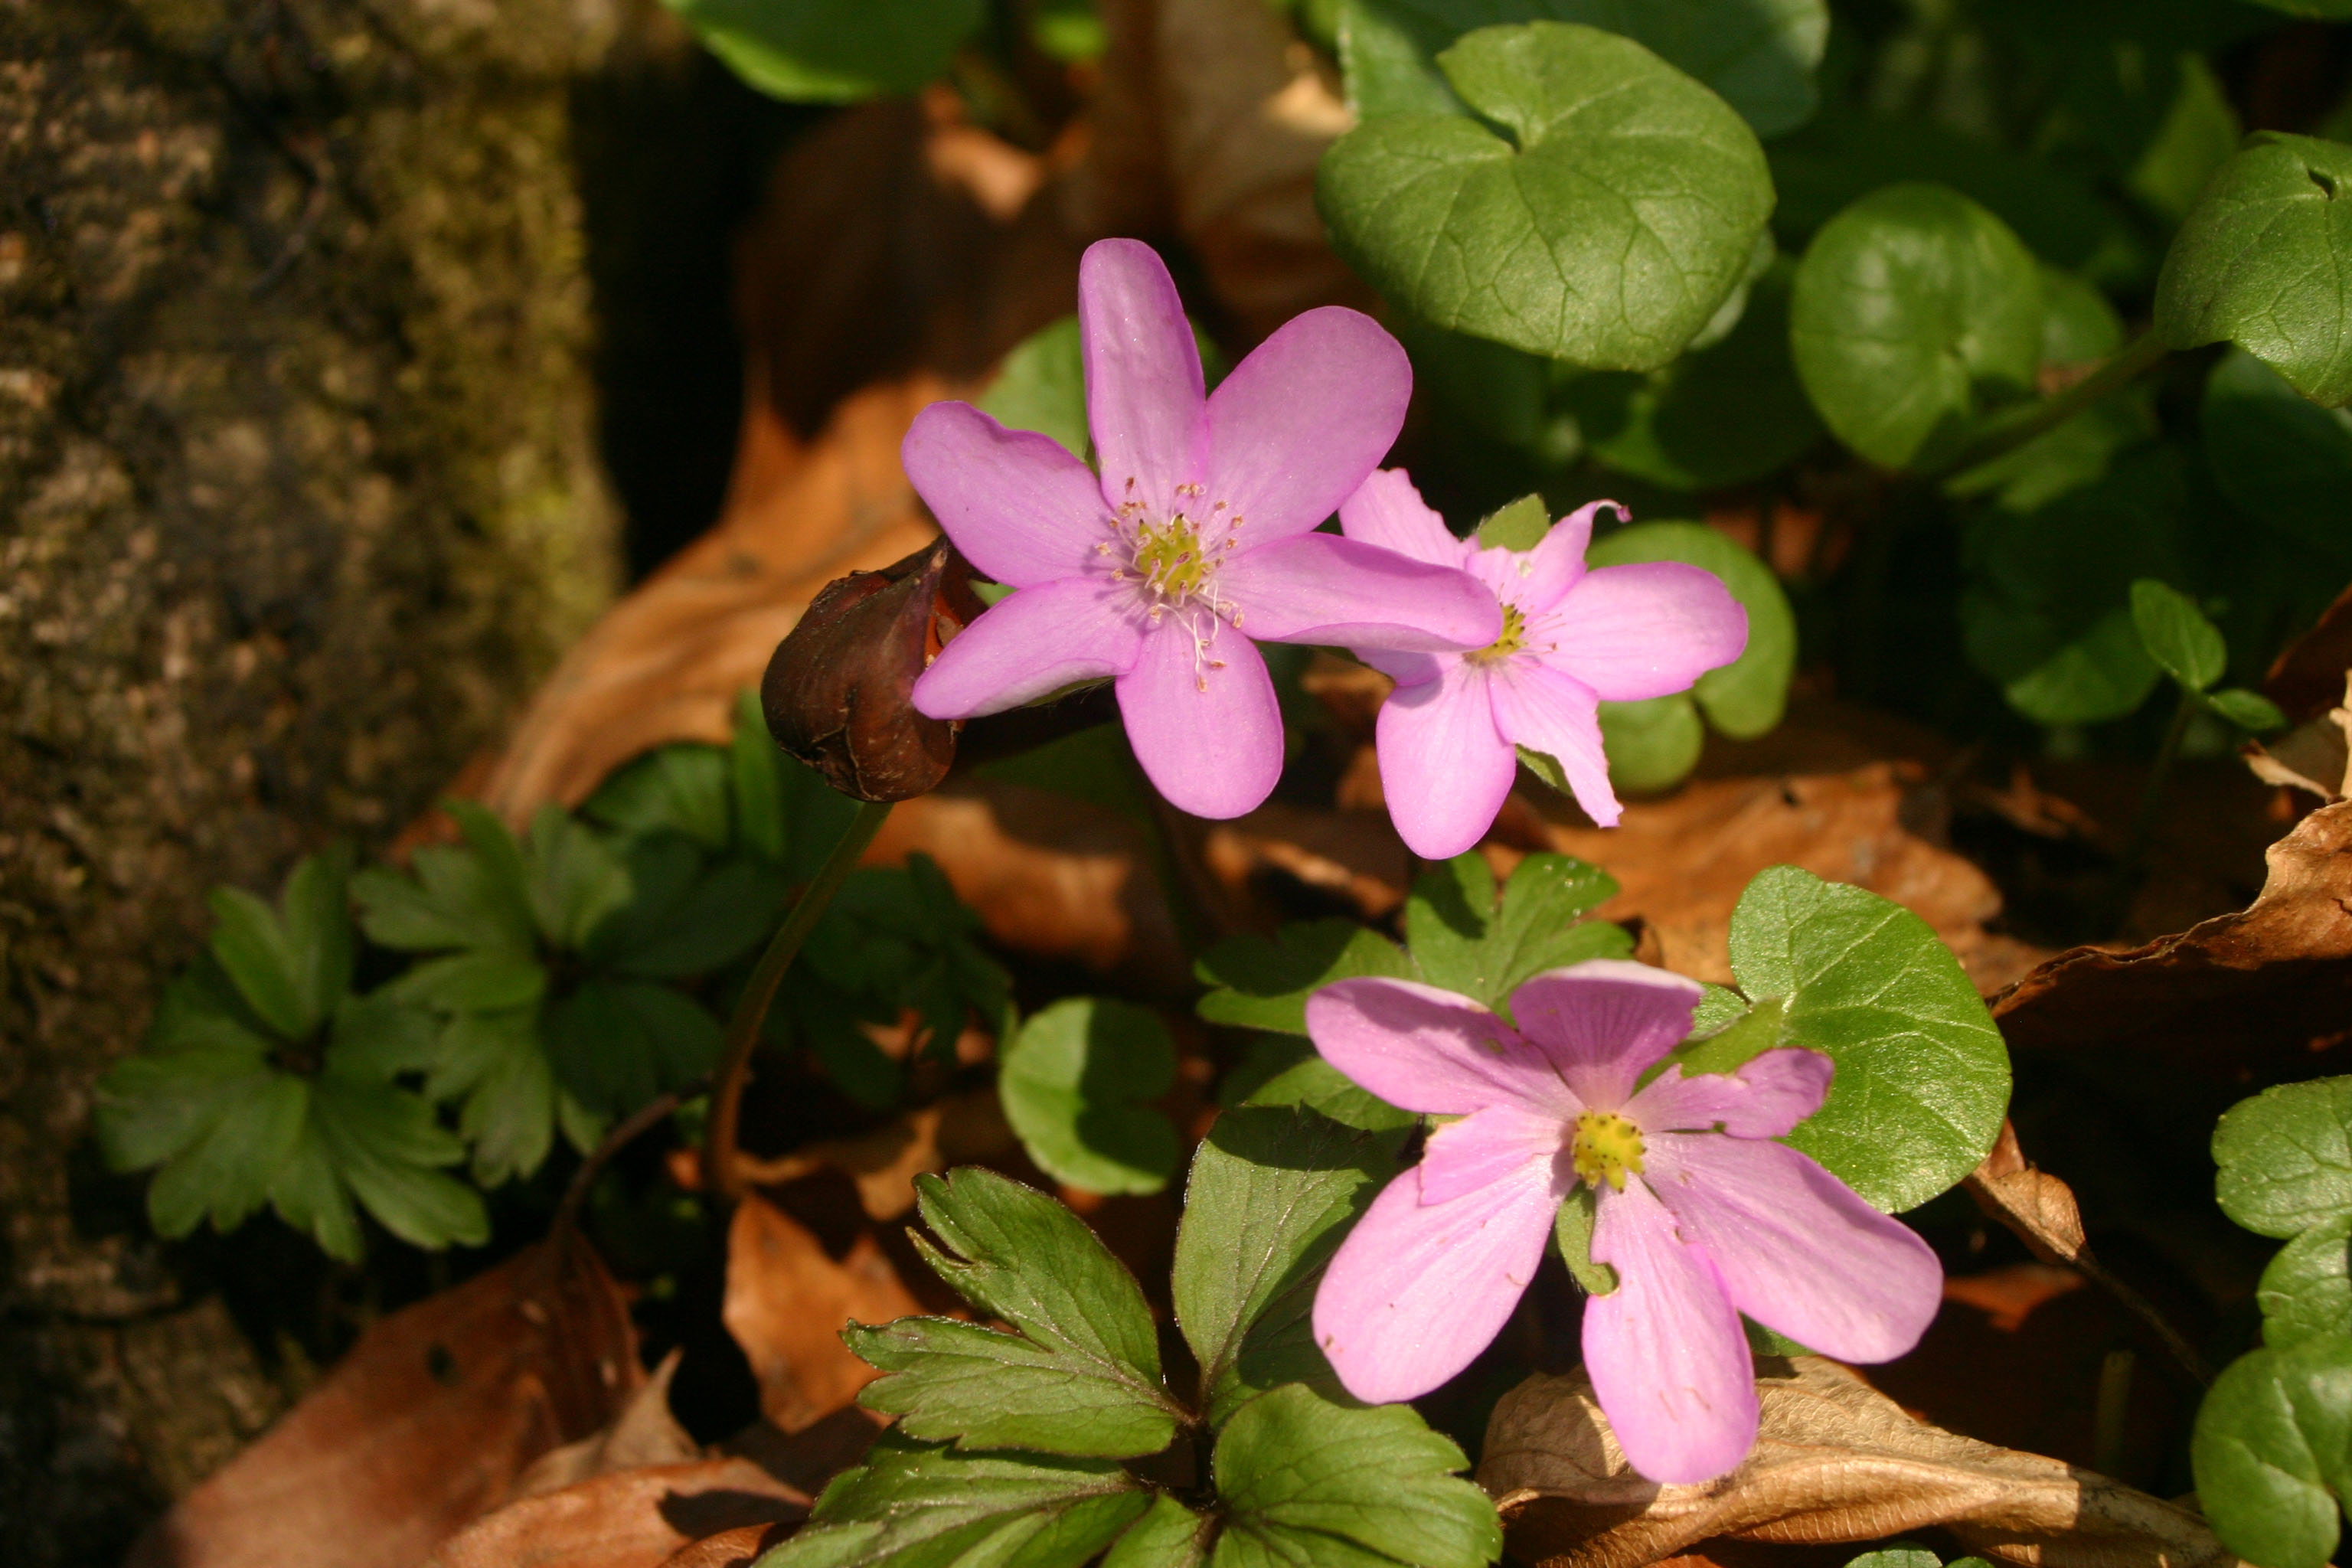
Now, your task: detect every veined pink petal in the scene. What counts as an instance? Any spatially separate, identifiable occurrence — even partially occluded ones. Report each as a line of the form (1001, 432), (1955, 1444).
(1419, 1102), (1569, 1205)
(901, 401), (1113, 588)
(1625, 1049), (1832, 1139)
(1508, 960), (1702, 1112)
(1114, 621), (1281, 818)
(1219, 534), (1500, 652)
(1517, 500), (1625, 612)
(1646, 1135), (1942, 1365)
(1306, 978), (1580, 1118)
(1489, 660), (1621, 828)
(1314, 1158), (1560, 1404)
(1373, 662), (1517, 861)
(1584, 1175), (1758, 1485)
(1080, 240), (1208, 518)
(1544, 562), (1749, 701)
(911, 577), (1143, 719)
(1339, 469), (1468, 568)
(1206, 306), (1411, 541)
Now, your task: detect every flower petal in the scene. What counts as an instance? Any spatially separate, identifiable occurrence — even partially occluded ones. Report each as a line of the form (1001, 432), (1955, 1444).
(1544, 562), (1749, 701)
(1646, 1134), (1942, 1365)
(1514, 500), (1625, 613)
(1506, 959), (1702, 1111)
(1488, 659), (1621, 828)
(1220, 534), (1501, 652)
(1207, 306), (1411, 541)
(1306, 978), (1579, 1118)
(1584, 1175), (1758, 1485)
(1419, 1103), (1569, 1205)
(1114, 621), (1281, 818)
(1340, 468), (1468, 568)
(1373, 662), (1517, 861)
(901, 401), (1114, 588)
(1080, 240), (1208, 517)
(1625, 1049), (1833, 1139)
(911, 576), (1142, 719)
(1314, 1158), (1560, 1404)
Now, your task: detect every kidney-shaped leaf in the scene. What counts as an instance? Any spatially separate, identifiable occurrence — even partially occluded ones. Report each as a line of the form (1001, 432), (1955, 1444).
(2191, 1334), (2352, 1568)
(2214, 1077), (2352, 1240)
(998, 999), (1181, 1197)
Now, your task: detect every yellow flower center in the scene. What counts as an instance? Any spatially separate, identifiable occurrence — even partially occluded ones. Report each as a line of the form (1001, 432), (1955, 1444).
(1571, 1110), (1645, 1192)
(1134, 515), (1212, 603)
(1465, 601), (1526, 665)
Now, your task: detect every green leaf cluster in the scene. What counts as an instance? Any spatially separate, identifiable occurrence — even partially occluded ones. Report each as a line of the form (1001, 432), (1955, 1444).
(2128, 580), (2288, 733)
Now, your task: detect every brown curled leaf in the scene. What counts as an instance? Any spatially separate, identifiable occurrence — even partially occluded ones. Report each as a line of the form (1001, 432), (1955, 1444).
(1479, 1357), (2234, 1568)
(763, 539), (984, 801)
(722, 1194), (923, 1434)
(1964, 1122), (2089, 1266)
(421, 1459), (807, 1568)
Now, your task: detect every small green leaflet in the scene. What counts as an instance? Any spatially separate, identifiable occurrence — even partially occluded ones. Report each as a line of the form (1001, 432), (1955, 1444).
(2191, 1334), (2352, 1568)
(662, 0), (985, 104)
(1320, 21), (1775, 370)
(2259, 1215), (2352, 1351)
(206, 841), (358, 1043)
(978, 315), (1092, 463)
(2128, 579), (2226, 694)
(998, 998), (1182, 1197)
(1102, 1494), (1214, 1568)
(1593, 694), (1706, 794)
(2215, 1078), (2352, 1240)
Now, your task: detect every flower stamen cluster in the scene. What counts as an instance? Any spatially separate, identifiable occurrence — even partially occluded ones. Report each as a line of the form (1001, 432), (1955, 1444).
(1570, 1109), (1644, 1191)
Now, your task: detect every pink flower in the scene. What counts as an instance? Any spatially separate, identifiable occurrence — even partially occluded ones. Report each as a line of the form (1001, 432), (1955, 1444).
(1306, 960), (1942, 1485)
(906, 240), (1501, 819)
(1338, 471), (1749, 857)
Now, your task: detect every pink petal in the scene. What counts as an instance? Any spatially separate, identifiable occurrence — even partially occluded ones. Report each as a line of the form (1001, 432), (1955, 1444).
(1488, 659), (1622, 828)
(1339, 469), (1468, 568)
(1646, 1135), (1942, 1365)
(911, 576), (1143, 719)
(1625, 1049), (1833, 1139)
(901, 401), (1114, 588)
(1314, 1158), (1560, 1404)
(1419, 1103), (1569, 1205)
(1219, 534), (1501, 652)
(1206, 306), (1411, 541)
(1506, 960), (1702, 1112)
(1543, 562), (1749, 701)
(1305, 978), (1581, 1118)
(1516, 500), (1625, 612)
(1114, 620), (1281, 818)
(1080, 240), (1209, 519)
(1584, 1175), (1759, 1485)
(1373, 662), (1517, 861)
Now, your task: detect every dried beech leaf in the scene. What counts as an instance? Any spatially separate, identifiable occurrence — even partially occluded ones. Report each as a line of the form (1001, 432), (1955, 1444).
(724, 1194), (923, 1433)
(1994, 798), (2352, 1063)
(421, 1459), (807, 1568)
(658, 1524), (799, 1568)
(1942, 1261), (2088, 1334)
(515, 1348), (702, 1498)
(2265, 582), (2352, 724)
(1965, 1122), (2089, 1266)
(127, 1240), (639, 1568)
(1480, 1357), (2233, 1568)
(727, 1092), (1017, 1220)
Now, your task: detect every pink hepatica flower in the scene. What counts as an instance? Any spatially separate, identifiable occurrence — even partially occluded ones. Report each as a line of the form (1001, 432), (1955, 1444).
(1338, 470), (1748, 857)
(906, 240), (1501, 819)
(1307, 960), (1941, 1485)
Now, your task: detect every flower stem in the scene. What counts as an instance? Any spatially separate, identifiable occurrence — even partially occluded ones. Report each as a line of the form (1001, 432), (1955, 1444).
(1930, 331), (2171, 480)
(703, 798), (894, 1199)
(552, 1075), (708, 1245)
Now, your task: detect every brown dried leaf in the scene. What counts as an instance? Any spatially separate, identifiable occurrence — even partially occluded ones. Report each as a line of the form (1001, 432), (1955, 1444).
(723, 1194), (922, 1433)
(1993, 797), (2352, 1063)
(421, 1459), (806, 1568)
(724, 1091), (1016, 1220)
(514, 1348), (702, 1498)
(127, 1240), (640, 1568)
(2264, 580), (2352, 723)
(658, 1524), (799, 1568)
(1942, 1262), (2088, 1334)
(1965, 1122), (2089, 1266)
(1479, 1357), (2234, 1568)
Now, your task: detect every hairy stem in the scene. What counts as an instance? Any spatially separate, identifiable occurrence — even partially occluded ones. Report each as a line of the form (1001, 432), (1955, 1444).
(704, 797), (895, 1199)
(1932, 331), (2171, 480)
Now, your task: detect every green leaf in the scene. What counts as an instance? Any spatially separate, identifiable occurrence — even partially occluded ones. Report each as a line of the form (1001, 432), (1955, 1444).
(2262, 1215), (2352, 1351)
(1212, 1385), (1501, 1568)
(848, 1308), (1181, 1458)
(662, 0), (984, 104)
(1552, 1184), (1618, 1295)
(94, 1048), (276, 1174)
(1842, 1547), (1944, 1568)
(998, 998), (1181, 1197)
(2203, 347), (2352, 565)
(524, 805), (635, 952)
(1595, 695), (1706, 794)
(1319, 21), (1775, 370)
(978, 315), (1091, 463)
(1790, 182), (2043, 470)
(143, 958), (276, 1056)
(1031, 0), (1106, 62)
(312, 1074), (489, 1250)
(544, 979), (723, 1119)
(732, 688), (788, 864)
(1340, 0), (1827, 139)
(209, 852), (348, 1042)
(1586, 521), (1798, 740)
(1197, 919), (1415, 1035)
(1726, 866), (2011, 1212)
(1102, 1494), (1213, 1568)
(1661, 992), (1788, 1079)
(351, 838), (534, 956)
(1475, 493), (1550, 552)
(2125, 53), (2240, 224)
(388, 949), (549, 1014)
(2191, 1334), (2352, 1568)
(910, 1169), (1168, 1423)
(2216, 1079), (2352, 1240)
(609, 856), (792, 980)
(146, 1071), (308, 1239)
(2129, 578), (2227, 692)
(1173, 1101), (1412, 1426)
(585, 743), (733, 851)
(2156, 132), (2352, 407)
(267, 1116), (364, 1262)
(325, 991), (441, 1081)
(452, 1027), (557, 1188)
(761, 1431), (1148, 1568)
(2210, 688), (2291, 733)
(1403, 852), (1628, 1012)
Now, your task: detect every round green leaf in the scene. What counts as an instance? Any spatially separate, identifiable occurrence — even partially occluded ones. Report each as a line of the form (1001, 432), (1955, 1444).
(2261, 1214), (2352, 1351)
(1791, 182), (2044, 470)
(2128, 578), (2226, 692)
(2215, 1077), (2352, 1240)
(1597, 694), (1706, 792)
(1587, 520), (1797, 739)
(1319, 21), (1774, 371)
(2192, 1336), (2352, 1568)
(2204, 347), (2352, 564)
(658, 0), (985, 103)
(999, 998), (1181, 1197)
(2156, 132), (2352, 407)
